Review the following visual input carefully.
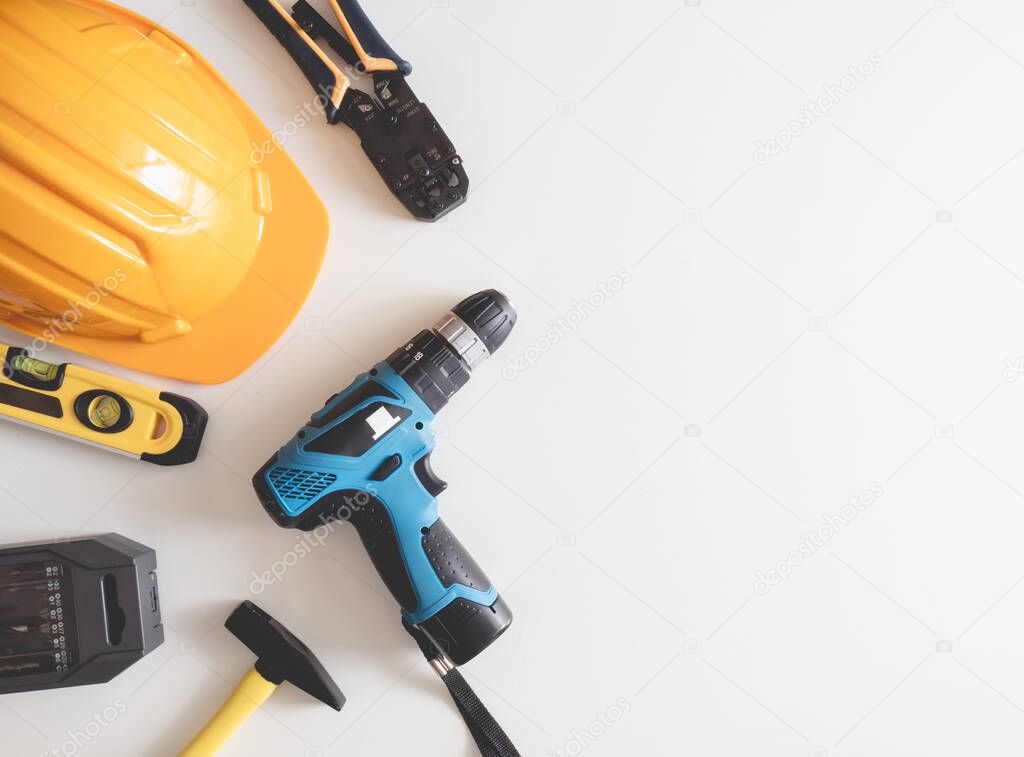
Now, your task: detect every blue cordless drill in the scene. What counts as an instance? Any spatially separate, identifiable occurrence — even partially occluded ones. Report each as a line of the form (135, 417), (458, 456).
(253, 291), (516, 664)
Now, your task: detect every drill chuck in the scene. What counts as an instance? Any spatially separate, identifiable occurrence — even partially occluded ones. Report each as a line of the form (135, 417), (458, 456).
(389, 290), (517, 412)
(452, 289), (517, 355)
(433, 312), (490, 370)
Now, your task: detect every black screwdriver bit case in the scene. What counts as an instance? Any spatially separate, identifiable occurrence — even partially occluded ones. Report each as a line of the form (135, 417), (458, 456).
(0, 534), (163, 694)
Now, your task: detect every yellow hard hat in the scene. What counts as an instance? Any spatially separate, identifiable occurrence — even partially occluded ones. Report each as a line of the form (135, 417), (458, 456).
(0, 0), (329, 384)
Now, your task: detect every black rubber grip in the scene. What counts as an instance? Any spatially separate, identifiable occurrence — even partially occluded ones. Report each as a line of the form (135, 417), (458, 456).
(347, 494), (419, 613)
(423, 519), (492, 592)
(335, 0), (412, 74)
(417, 519), (511, 664)
(242, 0), (347, 123)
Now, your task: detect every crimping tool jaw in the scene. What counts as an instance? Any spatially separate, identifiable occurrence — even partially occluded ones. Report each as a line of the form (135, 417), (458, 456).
(400, 150), (469, 222)
(342, 75), (469, 221)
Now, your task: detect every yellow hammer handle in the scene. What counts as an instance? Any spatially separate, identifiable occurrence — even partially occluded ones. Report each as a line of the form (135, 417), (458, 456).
(179, 668), (278, 757)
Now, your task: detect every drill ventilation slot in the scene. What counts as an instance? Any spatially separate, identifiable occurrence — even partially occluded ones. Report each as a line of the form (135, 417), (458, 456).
(269, 467), (338, 502)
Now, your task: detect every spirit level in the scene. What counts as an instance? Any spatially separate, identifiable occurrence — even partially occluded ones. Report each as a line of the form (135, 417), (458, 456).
(0, 344), (207, 465)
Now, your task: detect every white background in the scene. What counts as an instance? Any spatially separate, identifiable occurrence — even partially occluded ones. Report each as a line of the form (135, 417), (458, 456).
(4, 1), (1024, 755)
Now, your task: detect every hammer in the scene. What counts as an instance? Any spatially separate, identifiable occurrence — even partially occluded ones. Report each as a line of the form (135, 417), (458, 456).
(179, 601), (345, 757)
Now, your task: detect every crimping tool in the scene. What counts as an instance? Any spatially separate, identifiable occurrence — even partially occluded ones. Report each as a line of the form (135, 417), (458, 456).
(243, 0), (469, 221)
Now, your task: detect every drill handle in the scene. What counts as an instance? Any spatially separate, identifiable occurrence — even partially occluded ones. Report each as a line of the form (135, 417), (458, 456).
(346, 495), (512, 664)
(346, 491), (421, 613)
(420, 519), (494, 597)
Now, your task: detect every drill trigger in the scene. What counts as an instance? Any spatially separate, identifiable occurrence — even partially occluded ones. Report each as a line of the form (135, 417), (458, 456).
(414, 452), (447, 497)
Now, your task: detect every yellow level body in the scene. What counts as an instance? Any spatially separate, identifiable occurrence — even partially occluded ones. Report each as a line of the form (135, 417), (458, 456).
(0, 344), (206, 465)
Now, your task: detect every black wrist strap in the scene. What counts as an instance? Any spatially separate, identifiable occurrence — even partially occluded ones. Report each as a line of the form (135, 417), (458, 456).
(404, 621), (521, 757)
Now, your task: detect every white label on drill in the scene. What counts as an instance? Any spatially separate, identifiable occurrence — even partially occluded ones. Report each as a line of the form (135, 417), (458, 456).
(367, 406), (402, 440)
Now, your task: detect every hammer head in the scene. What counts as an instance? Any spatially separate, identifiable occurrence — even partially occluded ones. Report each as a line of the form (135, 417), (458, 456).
(226, 601), (345, 711)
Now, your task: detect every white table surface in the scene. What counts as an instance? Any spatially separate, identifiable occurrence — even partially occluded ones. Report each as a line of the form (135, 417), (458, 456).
(5, 1), (1024, 755)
